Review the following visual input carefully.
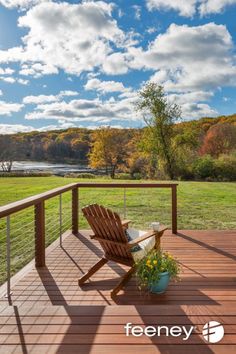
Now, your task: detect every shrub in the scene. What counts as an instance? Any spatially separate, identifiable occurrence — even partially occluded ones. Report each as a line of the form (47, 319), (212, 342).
(132, 172), (142, 180)
(115, 173), (132, 180)
(65, 172), (96, 179)
(192, 153), (236, 181)
(116, 172), (142, 180)
(0, 171), (52, 177)
(193, 155), (216, 180)
(176, 166), (195, 181)
(214, 153), (236, 181)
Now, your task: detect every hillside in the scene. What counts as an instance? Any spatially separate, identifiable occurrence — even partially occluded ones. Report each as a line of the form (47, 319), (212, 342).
(0, 114), (235, 165)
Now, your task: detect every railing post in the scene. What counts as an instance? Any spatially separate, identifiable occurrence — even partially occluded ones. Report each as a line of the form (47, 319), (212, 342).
(123, 187), (127, 219)
(59, 194), (62, 247)
(171, 185), (177, 234)
(5, 216), (12, 298)
(35, 201), (45, 267)
(72, 187), (78, 235)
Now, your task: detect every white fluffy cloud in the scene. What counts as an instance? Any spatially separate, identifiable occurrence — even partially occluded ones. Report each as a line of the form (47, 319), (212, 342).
(0, 124), (35, 134)
(180, 102), (217, 118)
(0, 1), (126, 77)
(23, 90), (79, 104)
(0, 122), (76, 134)
(25, 94), (141, 124)
(147, 0), (196, 17)
(146, 0), (236, 17)
(102, 52), (129, 75)
(0, 67), (15, 75)
(127, 22), (235, 118)
(168, 91), (218, 118)
(132, 5), (142, 20)
(24, 89), (216, 122)
(23, 94), (58, 105)
(199, 0), (236, 16)
(0, 101), (23, 116)
(129, 23), (236, 92)
(0, 0), (45, 10)
(19, 63), (58, 78)
(84, 78), (130, 94)
(0, 76), (29, 85)
(18, 78), (29, 85)
(0, 77), (16, 84)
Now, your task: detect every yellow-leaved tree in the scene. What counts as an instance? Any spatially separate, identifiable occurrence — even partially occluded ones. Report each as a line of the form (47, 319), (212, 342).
(89, 127), (129, 178)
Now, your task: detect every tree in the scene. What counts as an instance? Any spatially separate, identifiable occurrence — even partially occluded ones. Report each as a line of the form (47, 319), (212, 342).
(136, 83), (181, 179)
(89, 128), (128, 178)
(200, 123), (236, 157)
(0, 135), (16, 172)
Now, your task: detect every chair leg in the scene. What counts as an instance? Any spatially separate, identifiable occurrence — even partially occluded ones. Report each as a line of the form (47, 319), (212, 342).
(155, 230), (164, 250)
(111, 266), (135, 297)
(155, 236), (161, 250)
(78, 258), (108, 286)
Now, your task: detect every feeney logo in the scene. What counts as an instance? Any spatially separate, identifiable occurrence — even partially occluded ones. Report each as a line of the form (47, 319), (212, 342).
(124, 321), (225, 343)
(124, 323), (195, 341)
(202, 321), (224, 343)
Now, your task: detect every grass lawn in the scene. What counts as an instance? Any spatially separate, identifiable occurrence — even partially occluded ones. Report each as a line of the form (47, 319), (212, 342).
(0, 176), (235, 284)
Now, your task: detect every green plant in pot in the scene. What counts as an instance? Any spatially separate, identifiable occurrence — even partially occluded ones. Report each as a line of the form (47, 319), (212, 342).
(136, 250), (180, 294)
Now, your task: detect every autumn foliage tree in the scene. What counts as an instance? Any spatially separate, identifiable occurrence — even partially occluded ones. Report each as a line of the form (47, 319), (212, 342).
(89, 127), (129, 178)
(200, 123), (236, 157)
(126, 130), (149, 178)
(136, 83), (181, 179)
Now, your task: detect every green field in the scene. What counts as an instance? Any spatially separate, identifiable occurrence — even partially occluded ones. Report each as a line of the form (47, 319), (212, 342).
(0, 176), (235, 229)
(0, 176), (235, 285)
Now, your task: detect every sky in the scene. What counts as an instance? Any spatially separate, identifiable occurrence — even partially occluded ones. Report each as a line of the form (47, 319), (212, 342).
(0, 0), (236, 134)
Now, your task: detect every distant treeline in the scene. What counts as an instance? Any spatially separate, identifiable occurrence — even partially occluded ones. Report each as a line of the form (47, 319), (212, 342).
(0, 114), (236, 180)
(0, 128), (91, 164)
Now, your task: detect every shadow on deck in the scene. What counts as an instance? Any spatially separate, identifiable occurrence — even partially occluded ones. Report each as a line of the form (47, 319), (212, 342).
(2, 229), (235, 306)
(0, 229), (236, 353)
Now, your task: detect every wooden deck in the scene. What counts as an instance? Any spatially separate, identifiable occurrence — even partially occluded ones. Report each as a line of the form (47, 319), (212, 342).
(0, 229), (236, 353)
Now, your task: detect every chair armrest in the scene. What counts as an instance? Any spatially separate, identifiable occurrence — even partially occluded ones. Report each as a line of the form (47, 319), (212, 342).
(127, 225), (168, 248)
(122, 219), (131, 229)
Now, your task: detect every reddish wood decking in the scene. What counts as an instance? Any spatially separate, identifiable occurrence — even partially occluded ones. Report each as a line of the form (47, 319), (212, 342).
(0, 229), (236, 353)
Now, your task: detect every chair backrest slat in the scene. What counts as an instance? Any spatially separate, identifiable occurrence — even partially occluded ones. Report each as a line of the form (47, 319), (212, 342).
(82, 204), (132, 260)
(101, 206), (128, 258)
(83, 204), (113, 256)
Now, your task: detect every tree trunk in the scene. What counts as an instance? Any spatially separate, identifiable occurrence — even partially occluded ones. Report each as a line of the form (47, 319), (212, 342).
(159, 127), (174, 180)
(166, 160), (174, 180)
(6, 160), (13, 172)
(110, 165), (116, 179)
(149, 154), (157, 179)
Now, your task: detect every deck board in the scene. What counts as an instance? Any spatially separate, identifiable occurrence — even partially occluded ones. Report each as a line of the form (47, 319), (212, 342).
(0, 229), (236, 353)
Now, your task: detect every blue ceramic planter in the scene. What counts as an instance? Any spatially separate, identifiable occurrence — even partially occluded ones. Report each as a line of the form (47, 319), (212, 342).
(148, 272), (170, 294)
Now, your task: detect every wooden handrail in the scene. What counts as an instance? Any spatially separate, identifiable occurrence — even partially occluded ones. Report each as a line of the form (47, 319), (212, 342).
(0, 182), (178, 218)
(77, 182), (178, 188)
(0, 183), (78, 218)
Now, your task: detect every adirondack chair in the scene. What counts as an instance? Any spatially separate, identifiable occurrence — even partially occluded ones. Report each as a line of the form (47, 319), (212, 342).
(78, 204), (168, 297)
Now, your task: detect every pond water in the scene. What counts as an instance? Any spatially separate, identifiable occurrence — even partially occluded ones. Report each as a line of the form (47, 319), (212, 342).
(12, 161), (94, 175)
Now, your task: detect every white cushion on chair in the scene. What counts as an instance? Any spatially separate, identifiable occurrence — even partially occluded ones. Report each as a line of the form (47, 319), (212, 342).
(127, 228), (155, 262)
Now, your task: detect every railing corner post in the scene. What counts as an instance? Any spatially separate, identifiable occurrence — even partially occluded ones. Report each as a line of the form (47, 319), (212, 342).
(35, 201), (45, 267)
(72, 187), (78, 235)
(171, 185), (177, 234)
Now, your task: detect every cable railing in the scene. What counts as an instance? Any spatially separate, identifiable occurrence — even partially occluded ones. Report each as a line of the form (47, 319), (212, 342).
(0, 182), (178, 298)
(78, 186), (172, 230)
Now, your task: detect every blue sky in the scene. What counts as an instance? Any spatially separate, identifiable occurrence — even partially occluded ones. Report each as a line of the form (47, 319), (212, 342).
(0, 0), (236, 133)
